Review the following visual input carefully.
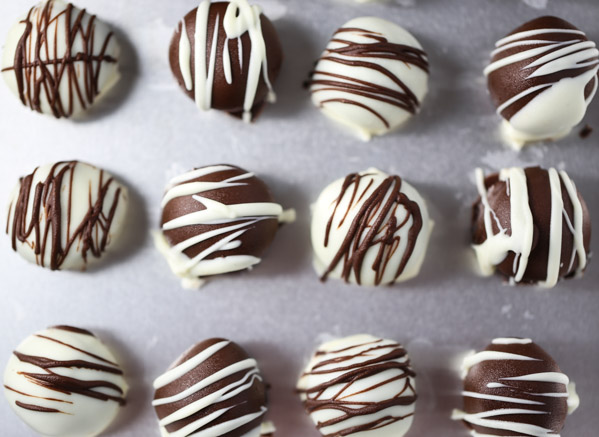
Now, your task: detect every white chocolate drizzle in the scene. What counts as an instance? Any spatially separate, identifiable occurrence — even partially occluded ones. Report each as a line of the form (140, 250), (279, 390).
(153, 340), (268, 437)
(473, 167), (587, 287)
(452, 338), (580, 436)
(181, 0), (275, 122)
(154, 165), (294, 289)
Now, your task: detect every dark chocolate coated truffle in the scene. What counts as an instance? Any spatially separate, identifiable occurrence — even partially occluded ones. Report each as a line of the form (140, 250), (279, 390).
(484, 16), (599, 147)
(154, 164), (294, 288)
(453, 338), (579, 436)
(153, 338), (268, 436)
(169, 0), (283, 122)
(472, 166), (591, 287)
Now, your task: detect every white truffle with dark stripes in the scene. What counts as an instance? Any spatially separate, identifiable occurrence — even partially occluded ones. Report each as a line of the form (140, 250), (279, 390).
(452, 338), (580, 436)
(1, 0), (121, 118)
(311, 168), (433, 286)
(6, 161), (129, 271)
(471, 166), (591, 287)
(297, 334), (417, 437)
(3, 326), (128, 437)
(152, 338), (274, 437)
(485, 16), (599, 148)
(308, 17), (429, 141)
(154, 164), (294, 289)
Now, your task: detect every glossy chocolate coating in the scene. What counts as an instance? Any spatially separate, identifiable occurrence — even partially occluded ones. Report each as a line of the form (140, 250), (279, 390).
(161, 165), (279, 263)
(487, 16), (598, 121)
(461, 340), (572, 436)
(153, 339), (267, 436)
(168, 2), (283, 120)
(472, 166), (591, 284)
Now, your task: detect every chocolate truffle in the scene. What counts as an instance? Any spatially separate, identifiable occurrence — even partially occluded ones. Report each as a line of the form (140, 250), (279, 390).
(485, 16), (599, 148)
(297, 334), (417, 437)
(4, 326), (128, 437)
(1, 0), (121, 118)
(472, 166), (591, 287)
(169, 0), (283, 122)
(311, 168), (432, 286)
(6, 161), (129, 271)
(308, 17), (429, 141)
(452, 338), (580, 436)
(154, 164), (294, 288)
(153, 338), (273, 437)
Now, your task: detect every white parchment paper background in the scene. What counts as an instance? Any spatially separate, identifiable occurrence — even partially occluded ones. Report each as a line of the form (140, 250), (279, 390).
(0, 0), (597, 435)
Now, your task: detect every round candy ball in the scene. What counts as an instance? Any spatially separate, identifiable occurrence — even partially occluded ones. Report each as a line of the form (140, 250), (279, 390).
(153, 338), (269, 436)
(169, 0), (283, 122)
(4, 326), (128, 437)
(154, 164), (294, 288)
(6, 161), (129, 271)
(453, 338), (579, 436)
(472, 166), (591, 287)
(485, 16), (599, 148)
(311, 168), (432, 286)
(1, 0), (121, 118)
(308, 17), (429, 140)
(297, 334), (417, 437)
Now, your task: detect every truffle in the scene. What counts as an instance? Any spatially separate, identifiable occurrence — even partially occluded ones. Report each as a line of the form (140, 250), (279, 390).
(1, 0), (121, 118)
(485, 16), (599, 148)
(154, 164), (294, 288)
(472, 166), (591, 287)
(169, 0), (283, 122)
(297, 334), (417, 437)
(308, 17), (429, 140)
(6, 161), (129, 271)
(311, 168), (432, 286)
(452, 338), (580, 436)
(153, 338), (273, 437)
(3, 326), (128, 437)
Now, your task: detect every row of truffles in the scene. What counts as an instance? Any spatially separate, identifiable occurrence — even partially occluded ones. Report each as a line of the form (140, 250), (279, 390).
(2, 1), (597, 149)
(4, 162), (592, 289)
(3, 330), (580, 437)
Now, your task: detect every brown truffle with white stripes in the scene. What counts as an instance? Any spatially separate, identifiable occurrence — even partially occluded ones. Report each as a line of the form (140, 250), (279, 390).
(3, 326), (128, 437)
(1, 0), (121, 118)
(311, 168), (432, 286)
(152, 338), (274, 437)
(153, 164), (294, 289)
(452, 338), (580, 436)
(484, 16), (599, 148)
(472, 166), (591, 287)
(297, 334), (417, 437)
(308, 16), (429, 140)
(169, 0), (283, 122)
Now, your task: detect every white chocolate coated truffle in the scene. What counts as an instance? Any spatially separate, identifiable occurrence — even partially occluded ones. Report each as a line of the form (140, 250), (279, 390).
(297, 334), (417, 437)
(311, 168), (432, 286)
(4, 326), (128, 437)
(6, 161), (128, 271)
(1, 0), (121, 118)
(309, 17), (429, 140)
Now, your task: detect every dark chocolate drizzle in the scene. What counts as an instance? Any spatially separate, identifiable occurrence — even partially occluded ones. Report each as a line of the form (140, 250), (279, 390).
(1, 0), (117, 118)
(14, 351), (125, 406)
(298, 338), (417, 436)
(322, 172), (423, 285)
(7, 161), (122, 270)
(8, 328), (126, 414)
(308, 27), (429, 127)
(15, 401), (62, 413)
